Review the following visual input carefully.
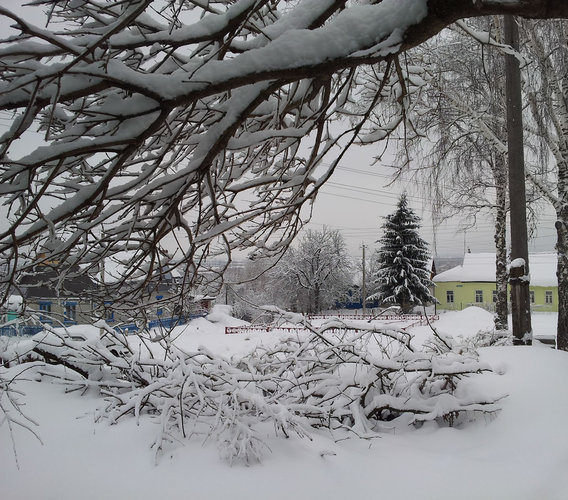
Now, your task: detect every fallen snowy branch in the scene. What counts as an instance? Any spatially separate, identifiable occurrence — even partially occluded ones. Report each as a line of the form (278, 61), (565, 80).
(17, 318), (503, 464)
(0, 363), (44, 469)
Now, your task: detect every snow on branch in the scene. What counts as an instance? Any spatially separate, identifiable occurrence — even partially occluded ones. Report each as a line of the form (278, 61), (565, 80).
(454, 19), (527, 63)
(0, 362), (44, 469)
(17, 318), (504, 464)
(1, 0), (568, 311)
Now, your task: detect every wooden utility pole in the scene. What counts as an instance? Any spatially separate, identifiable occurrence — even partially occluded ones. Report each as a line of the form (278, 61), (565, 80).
(362, 244), (367, 314)
(504, 15), (532, 345)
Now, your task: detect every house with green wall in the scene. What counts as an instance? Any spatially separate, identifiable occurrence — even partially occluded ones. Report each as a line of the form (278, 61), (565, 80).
(434, 252), (558, 312)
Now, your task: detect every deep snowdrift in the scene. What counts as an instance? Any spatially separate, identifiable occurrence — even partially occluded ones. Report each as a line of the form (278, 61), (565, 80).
(1, 308), (567, 500)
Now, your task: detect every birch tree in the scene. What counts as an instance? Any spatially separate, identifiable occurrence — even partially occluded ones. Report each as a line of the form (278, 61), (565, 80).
(523, 19), (568, 350)
(406, 18), (568, 347)
(400, 19), (511, 329)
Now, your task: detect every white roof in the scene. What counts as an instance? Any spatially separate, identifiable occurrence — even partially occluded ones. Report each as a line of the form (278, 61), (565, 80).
(530, 253), (558, 287)
(98, 253), (184, 283)
(433, 252), (557, 287)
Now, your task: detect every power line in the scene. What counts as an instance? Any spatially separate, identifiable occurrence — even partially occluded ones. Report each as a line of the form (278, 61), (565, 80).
(325, 181), (427, 203)
(317, 190), (437, 213)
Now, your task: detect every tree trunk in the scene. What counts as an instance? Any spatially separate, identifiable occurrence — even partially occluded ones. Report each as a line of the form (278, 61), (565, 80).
(553, 88), (568, 349)
(314, 286), (321, 314)
(556, 211), (568, 350)
(494, 155), (509, 331)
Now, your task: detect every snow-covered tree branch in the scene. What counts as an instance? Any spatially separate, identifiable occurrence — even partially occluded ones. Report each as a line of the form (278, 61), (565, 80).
(13, 316), (501, 463)
(1, 0), (568, 309)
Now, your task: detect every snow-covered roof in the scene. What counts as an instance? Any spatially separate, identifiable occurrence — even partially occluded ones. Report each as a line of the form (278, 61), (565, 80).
(433, 252), (557, 287)
(433, 253), (495, 282)
(98, 253), (184, 284)
(530, 253), (558, 287)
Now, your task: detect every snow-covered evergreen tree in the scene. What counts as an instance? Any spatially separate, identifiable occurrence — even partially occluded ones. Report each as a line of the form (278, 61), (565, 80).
(373, 194), (435, 313)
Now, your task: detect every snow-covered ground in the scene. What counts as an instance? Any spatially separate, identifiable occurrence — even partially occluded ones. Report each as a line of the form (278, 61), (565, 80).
(2, 307), (568, 500)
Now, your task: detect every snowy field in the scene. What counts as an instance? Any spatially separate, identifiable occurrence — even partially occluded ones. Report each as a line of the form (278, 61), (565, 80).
(2, 307), (568, 500)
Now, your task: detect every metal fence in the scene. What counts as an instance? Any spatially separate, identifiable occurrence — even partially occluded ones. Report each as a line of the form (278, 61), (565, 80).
(225, 325), (364, 335)
(0, 325), (44, 337)
(115, 313), (207, 333)
(225, 314), (440, 335)
(0, 313), (208, 337)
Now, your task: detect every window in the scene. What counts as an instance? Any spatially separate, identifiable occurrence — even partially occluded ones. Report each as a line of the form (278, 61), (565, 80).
(39, 301), (52, 322)
(545, 291), (553, 304)
(104, 302), (114, 322)
(475, 290), (483, 303)
(446, 290), (454, 304)
(156, 295), (163, 316)
(492, 290), (498, 303)
(529, 291), (535, 304)
(64, 302), (77, 324)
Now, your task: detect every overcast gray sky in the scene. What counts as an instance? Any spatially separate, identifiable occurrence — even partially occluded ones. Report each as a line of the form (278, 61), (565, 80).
(298, 138), (556, 258)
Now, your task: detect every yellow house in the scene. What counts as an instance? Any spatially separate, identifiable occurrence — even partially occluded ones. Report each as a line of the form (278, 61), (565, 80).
(434, 253), (558, 312)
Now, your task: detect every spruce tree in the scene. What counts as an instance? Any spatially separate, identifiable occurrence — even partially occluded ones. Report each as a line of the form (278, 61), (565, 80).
(373, 194), (435, 313)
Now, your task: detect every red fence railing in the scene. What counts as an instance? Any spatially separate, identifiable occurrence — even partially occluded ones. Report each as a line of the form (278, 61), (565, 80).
(225, 314), (439, 334)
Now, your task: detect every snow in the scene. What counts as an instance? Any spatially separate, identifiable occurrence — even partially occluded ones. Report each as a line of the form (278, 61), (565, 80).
(434, 252), (558, 286)
(528, 253), (558, 287)
(83, 0), (428, 101)
(409, 306), (495, 346)
(2, 307), (568, 499)
(6, 295), (23, 311)
(510, 257), (526, 269)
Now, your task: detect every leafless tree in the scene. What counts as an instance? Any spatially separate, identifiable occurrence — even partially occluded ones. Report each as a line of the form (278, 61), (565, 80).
(273, 227), (353, 313)
(2, 0), (568, 464)
(392, 19), (512, 329)
(522, 19), (568, 349)
(222, 256), (288, 321)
